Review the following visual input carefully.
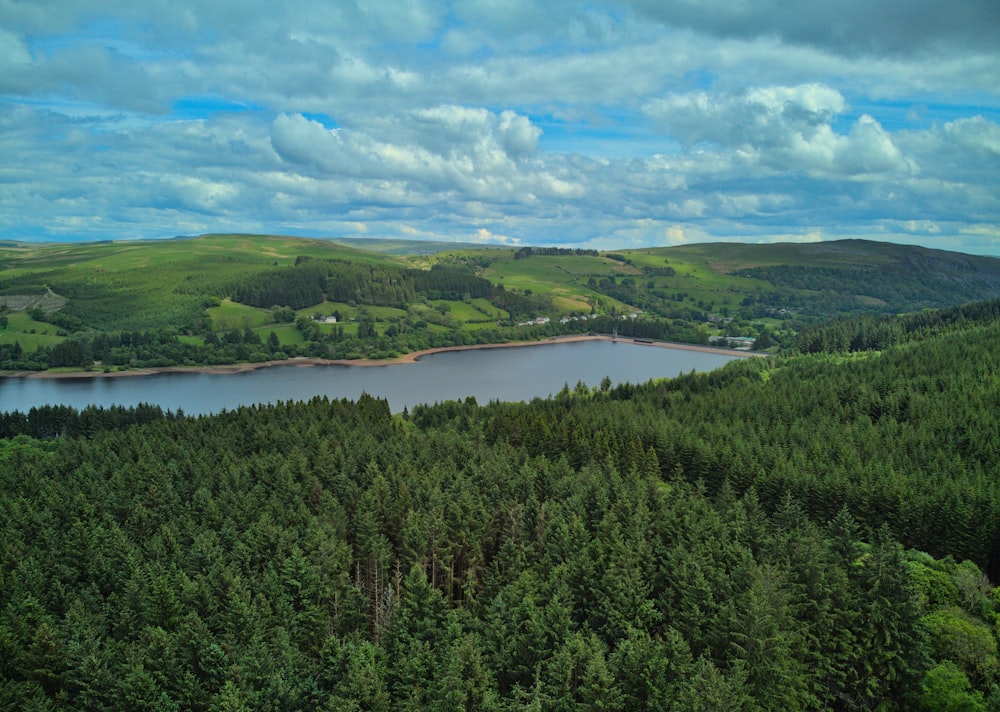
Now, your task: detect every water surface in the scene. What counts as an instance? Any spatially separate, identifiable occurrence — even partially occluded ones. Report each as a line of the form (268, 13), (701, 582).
(0, 340), (744, 415)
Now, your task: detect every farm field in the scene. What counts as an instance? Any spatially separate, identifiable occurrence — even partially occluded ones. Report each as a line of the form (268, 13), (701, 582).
(4, 234), (1000, 372)
(0, 312), (65, 349)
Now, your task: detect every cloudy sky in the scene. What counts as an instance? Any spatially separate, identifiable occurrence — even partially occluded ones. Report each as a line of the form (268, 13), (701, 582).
(2, 0), (999, 254)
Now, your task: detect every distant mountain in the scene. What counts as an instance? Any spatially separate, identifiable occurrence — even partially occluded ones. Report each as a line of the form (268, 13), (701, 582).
(664, 239), (1000, 315)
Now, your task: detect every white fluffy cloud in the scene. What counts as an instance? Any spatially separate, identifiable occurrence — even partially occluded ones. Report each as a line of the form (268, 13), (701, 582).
(269, 107), (564, 204)
(645, 84), (912, 177)
(1, 0), (998, 253)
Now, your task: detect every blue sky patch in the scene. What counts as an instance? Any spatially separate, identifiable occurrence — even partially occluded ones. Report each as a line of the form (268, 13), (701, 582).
(2, 0), (998, 255)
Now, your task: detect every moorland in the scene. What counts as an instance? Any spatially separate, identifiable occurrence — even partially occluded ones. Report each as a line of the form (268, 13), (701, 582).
(3, 234), (1000, 373)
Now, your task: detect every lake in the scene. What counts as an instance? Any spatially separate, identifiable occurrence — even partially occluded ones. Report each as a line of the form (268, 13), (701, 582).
(0, 339), (746, 416)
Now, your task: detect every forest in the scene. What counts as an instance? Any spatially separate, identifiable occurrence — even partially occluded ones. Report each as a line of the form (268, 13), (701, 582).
(3, 299), (1000, 710)
(6, 235), (1000, 374)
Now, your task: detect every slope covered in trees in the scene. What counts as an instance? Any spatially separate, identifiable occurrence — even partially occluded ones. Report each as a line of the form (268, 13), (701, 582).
(731, 245), (1000, 325)
(3, 301), (1000, 709)
(5, 235), (1000, 374)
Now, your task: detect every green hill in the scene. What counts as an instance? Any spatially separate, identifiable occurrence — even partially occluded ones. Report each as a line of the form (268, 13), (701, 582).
(4, 302), (1000, 709)
(3, 235), (1000, 372)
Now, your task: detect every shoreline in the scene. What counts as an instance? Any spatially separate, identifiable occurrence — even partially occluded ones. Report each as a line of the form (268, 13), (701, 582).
(2, 334), (764, 380)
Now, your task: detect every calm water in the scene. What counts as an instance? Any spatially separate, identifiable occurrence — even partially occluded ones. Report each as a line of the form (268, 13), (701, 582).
(0, 340), (744, 415)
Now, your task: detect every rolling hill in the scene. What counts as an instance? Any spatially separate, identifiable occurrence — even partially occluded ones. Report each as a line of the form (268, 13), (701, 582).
(3, 235), (1000, 372)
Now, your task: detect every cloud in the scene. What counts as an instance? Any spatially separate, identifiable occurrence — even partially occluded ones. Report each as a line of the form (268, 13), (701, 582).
(944, 116), (1000, 154)
(646, 84), (913, 177)
(269, 107), (565, 204)
(0, 0), (998, 254)
(0, 27), (31, 66)
(646, 84), (846, 148)
(472, 227), (521, 245)
(625, 0), (1000, 57)
(835, 115), (909, 175)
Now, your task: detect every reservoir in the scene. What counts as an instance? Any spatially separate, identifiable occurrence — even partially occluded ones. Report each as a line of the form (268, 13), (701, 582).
(0, 339), (746, 416)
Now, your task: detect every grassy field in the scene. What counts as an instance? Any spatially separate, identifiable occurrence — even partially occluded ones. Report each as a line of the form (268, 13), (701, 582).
(258, 324), (307, 347)
(4, 234), (1000, 369)
(430, 300), (492, 323)
(486, 263), (635, 315)
(0, 235), (412, 333)
(485, 254), (622, 298)
(207, 300), (273, 330)
(1, 236), (750, 343)
(0, 312), (66, 349)
(470, 298), (507, 320)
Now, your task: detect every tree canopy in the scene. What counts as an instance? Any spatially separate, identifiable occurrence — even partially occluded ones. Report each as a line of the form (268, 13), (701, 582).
(3, 301), (1000, 709)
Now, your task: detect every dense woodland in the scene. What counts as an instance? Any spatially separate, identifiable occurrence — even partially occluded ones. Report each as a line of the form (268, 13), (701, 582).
(0, 316), (606, 372)
(3, 301), (1000, 709)
(734, 252), (1000, 318)
(224, 260), (497, 312)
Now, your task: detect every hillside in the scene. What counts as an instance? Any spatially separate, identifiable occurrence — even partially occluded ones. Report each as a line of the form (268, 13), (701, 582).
(3, 235), (1000, 372)
(3, 302), (1000, 709)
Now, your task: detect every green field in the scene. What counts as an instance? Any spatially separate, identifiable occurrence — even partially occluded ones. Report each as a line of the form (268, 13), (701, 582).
(485, 254), (620, 303)
(429, 300), (493, 323)
(0, 312), (66, 349)
(259, 323), (306, 347)
(361, 305), (408, 320)
(4, 234), (1000, 372)
(207, 300), (273, 330)
(470, 298), (507, 320)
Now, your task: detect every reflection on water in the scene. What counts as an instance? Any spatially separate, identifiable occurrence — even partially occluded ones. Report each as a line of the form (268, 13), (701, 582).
(1, 340), (744, 415)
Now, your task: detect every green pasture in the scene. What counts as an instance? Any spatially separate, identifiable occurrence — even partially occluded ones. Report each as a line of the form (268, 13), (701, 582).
(422, 322), (451, 335)
(462, 321), (504, 332)
(361, 305), (408, 320)
(616, 247), (780, 310)
(429, 300), (492, 323)
(551, 295), (594, 314)
(315, 321), (354, 337)
(0, 235), (779, 347)
(301, 302), (406, 322)
(0, 234), (407, 302)
(207, 300), (272, 330)
(485, 257), (622, 314)
(485, 254), (633, 291)
(5, 234), (981, 371)
(257, 324), (306, 347)
(0, 312), (66, 349)
(406, 302), (447, 320)
(0, 331), (64, 350)
(29, 234), (407, 270)
(470, 298), (507, 320)
(751, 317), (785, 330)
(206, 234), (408, 266)
(5, 237), (720, 337)
(409, 246), (512, 270)
(298, 303), (353, 319)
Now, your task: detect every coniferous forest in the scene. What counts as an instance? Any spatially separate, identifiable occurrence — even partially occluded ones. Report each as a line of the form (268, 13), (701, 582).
(3, 301), (1000, 710)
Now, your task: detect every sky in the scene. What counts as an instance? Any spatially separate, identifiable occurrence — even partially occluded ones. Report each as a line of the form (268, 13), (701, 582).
(2, 1), (999, 254)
